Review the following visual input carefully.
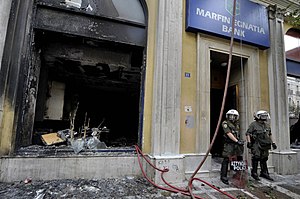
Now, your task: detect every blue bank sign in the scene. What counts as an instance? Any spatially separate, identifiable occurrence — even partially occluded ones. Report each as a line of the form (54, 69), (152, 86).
(186, 0), (270, 48)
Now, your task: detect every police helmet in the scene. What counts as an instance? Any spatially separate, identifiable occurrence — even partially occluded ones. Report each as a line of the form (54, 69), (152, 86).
(254, 110), (270, 121)
(226, 109), (239, 122)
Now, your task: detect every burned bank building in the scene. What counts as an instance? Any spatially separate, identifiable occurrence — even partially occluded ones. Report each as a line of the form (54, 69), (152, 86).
(0, 0), (300, 183)
(2, 0), (147, 150)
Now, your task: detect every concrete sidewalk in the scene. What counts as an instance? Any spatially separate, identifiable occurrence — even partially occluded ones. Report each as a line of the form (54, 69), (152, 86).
(0, 173), (299, 198)
(0, 147), (299, 198)
(187, 173), (300, 199)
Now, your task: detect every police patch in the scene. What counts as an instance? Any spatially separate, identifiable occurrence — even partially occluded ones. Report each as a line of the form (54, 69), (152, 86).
(223, 124), (228, 128)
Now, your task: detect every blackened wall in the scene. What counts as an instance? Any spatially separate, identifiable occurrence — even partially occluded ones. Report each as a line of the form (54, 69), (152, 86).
(0, 0), (35, 154)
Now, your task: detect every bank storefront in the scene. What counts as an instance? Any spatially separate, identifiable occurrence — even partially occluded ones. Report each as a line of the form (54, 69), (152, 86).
(143, 0), (298, 183)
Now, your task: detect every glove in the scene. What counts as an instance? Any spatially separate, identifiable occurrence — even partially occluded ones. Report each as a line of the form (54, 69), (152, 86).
(236, 140), (244, 146)
(272, 143), (277, 150)
(247, 142), (252, 149)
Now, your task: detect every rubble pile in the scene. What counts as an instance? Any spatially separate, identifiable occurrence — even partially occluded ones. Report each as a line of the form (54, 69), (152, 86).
(0, 177), (187, 199)
(34, 123), (111, 154)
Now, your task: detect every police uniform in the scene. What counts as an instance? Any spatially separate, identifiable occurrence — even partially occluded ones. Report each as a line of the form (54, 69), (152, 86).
(220, 119), (244, 184)
(222, 120), (244, 158)
(246, 120), (273, 180)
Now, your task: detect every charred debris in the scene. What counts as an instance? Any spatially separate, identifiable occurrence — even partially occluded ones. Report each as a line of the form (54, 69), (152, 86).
(18, 118), (136, 156)
(17, 31), (143, 156)
(37, 114), (110, 155)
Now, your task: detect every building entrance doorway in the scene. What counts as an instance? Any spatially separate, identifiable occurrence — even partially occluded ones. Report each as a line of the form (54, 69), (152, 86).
(210, 50), (247, 157)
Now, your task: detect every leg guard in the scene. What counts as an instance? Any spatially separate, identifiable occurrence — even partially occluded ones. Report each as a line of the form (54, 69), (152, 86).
(260, 159), (274, 181)
(251, 159), (260, 181)
(220, 158), (229, 184)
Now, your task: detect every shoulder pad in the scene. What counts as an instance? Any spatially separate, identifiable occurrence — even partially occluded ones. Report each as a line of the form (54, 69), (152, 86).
(222, 121), (228, 128)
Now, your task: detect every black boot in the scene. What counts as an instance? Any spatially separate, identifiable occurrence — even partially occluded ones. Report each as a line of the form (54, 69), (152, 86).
(220, 158), (229, 185)
(260, 161), (274, 181)
(251, 159), (260, 181)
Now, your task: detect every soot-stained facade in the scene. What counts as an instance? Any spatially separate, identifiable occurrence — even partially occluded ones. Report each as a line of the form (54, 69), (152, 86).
(0, 0), (147, 152)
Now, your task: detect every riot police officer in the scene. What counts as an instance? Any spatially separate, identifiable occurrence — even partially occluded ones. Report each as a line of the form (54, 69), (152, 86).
(220, 109), (244, 185)
(246, 110), (277, 181)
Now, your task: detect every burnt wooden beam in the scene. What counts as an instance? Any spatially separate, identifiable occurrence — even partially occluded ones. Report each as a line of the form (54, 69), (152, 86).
(34, 5), (146, 47)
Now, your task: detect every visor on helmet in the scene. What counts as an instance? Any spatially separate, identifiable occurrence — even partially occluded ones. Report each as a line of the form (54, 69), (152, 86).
(228, 114), (238, 121)
(259, 114), (268, 120)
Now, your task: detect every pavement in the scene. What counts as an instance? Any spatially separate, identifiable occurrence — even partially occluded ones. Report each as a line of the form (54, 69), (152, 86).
(0, 172), (299, 198)
(1, 146), (299, 198)
(195, 157), (300, 199)
(188, 173), (300, 199)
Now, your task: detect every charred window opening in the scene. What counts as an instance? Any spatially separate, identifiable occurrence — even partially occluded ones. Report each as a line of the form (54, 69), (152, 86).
(32, 31), (143, 149)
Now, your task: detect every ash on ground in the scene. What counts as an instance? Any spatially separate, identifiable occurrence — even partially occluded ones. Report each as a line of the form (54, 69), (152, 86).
(0, 177), (188, 199)
(15, 145), (136, 157)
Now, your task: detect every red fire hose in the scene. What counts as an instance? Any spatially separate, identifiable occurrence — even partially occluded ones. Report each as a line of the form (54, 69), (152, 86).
(134, 145), (236, 199)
